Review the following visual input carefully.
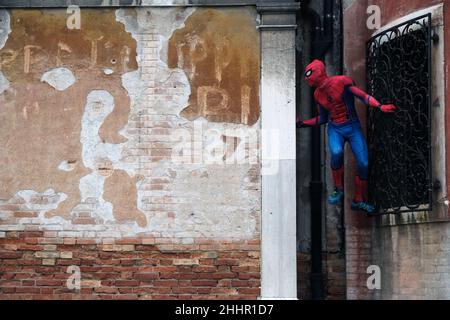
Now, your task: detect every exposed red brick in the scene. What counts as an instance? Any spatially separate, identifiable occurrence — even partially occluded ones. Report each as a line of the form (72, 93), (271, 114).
(0, 252), (23, 259)
(35, 280), (64, 286)
(72, 218), (96, 225)
(13, 212), (38, 218)
(0, 232), (261, 300)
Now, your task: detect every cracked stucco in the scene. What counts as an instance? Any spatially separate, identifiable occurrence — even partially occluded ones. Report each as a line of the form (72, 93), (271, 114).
(0, 7), (261, 240)
(0, 9), (11, 95)
(41, 67), (76, 91)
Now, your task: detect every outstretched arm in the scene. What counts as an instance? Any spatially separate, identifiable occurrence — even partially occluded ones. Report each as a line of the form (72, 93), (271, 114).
(297, 105), (329, 128)
(348, 85), (396, 113)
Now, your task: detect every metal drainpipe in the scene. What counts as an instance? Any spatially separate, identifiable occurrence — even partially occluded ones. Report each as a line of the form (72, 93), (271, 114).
(302, 0), (335, 300)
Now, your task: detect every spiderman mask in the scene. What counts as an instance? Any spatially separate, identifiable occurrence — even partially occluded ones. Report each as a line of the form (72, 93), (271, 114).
(305, 59), (328, 87)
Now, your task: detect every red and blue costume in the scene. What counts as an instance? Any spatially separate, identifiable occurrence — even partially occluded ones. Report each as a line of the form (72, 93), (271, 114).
(298, 60), (396, 213)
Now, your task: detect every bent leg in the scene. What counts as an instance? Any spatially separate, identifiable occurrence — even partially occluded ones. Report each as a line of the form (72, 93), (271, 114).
(348, 125), (369, 202)
(328, 125), (345, 190)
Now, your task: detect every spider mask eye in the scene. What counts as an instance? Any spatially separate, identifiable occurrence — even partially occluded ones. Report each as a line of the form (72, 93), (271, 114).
(305, 69), (313, 78)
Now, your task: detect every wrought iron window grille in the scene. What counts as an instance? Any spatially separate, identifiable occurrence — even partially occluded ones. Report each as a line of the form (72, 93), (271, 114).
(366, 14), (433, 215)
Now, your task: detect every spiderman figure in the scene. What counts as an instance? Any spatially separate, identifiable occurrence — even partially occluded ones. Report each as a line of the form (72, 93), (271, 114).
(298, 60), (396, 214)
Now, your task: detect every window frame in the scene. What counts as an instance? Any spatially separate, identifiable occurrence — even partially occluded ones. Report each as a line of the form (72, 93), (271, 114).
(368, 4), (448, 226)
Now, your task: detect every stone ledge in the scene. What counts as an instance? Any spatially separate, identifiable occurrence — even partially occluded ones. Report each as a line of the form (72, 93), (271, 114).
(256, 1), (301, 13)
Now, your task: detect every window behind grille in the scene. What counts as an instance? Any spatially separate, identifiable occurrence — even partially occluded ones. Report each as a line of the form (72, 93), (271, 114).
(366, 14), (433, 214)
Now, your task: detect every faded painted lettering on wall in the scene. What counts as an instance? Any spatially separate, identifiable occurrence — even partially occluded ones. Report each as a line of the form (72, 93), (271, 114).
(0, 8), (261, 239)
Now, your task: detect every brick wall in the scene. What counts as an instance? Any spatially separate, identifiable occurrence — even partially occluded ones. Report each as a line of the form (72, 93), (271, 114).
(371, 223), (450, 300)
(297, 252), (310, 299)
(297, 252), (346, 300)
(345, 227), (373, 300)
(325, 252), (346, 299)
(0, 232), (260, 299)
(324, 198), (346, 300)
(296, 205), (346, 301)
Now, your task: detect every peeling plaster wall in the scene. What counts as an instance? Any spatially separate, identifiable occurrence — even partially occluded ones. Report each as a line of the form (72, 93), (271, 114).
(0, 9), (11, 94)
(167, 9), (260, 125)
(0, 7), (261, 241)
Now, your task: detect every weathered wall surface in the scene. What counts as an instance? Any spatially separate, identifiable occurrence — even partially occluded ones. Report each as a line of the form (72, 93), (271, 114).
(0, 6), (261, 299)
(296, 0), (346, 300)
(343, 0), (450, 300)
(0, 7), (260, 239)
(342, 0), (374, 300)
(372, 223), (450, 299)
(168, 9), (260, 125)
